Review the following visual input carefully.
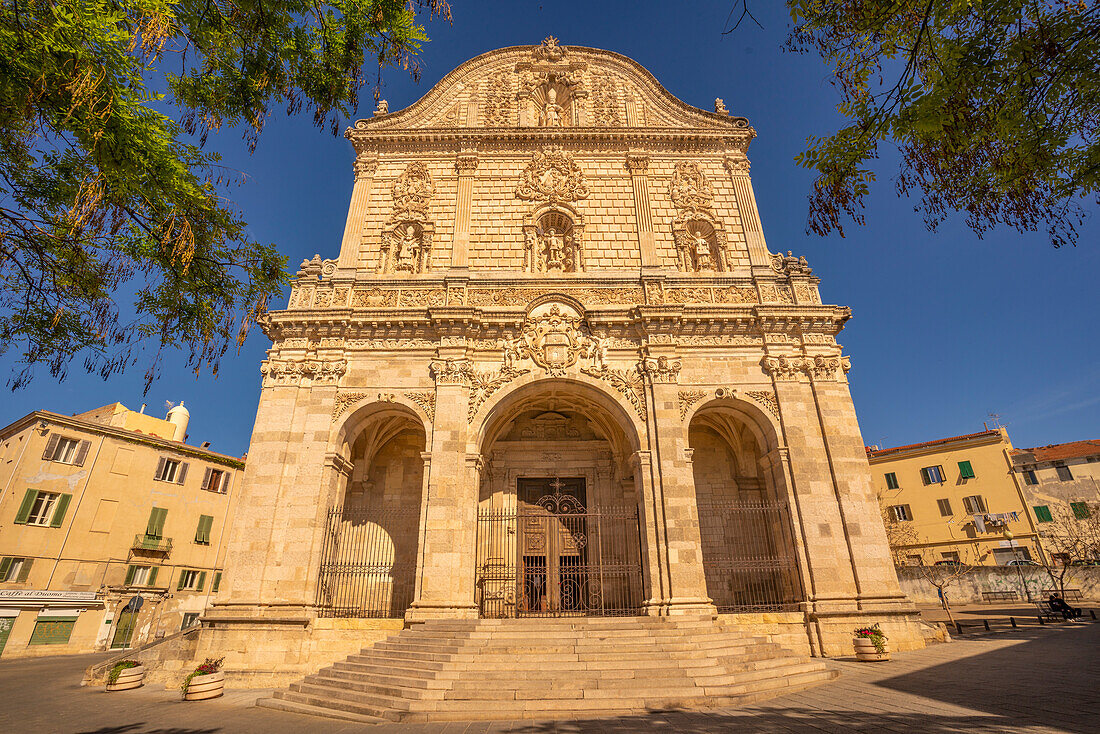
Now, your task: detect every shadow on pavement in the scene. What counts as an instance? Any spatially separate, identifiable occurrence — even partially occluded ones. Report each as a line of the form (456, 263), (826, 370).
(76, 728), (219, 734)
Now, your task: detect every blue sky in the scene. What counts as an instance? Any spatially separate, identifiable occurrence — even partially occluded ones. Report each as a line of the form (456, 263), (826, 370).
(1, 1), (1096, 457)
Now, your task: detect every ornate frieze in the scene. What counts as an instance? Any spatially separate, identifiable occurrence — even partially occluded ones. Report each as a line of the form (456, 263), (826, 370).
(758, 285), (795, 304)
(347, 338), (436, 349)
(261, 357), (346, 387)
(515, 146), (590, 203)
(795, 285), (821, 305)
(468, 367), (531, 422)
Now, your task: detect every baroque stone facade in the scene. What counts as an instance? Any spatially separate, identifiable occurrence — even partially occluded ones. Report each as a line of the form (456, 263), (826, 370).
(195, 39), (924, 684)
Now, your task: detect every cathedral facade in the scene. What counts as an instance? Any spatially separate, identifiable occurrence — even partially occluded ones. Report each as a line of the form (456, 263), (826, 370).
(199, 39), (925, 683)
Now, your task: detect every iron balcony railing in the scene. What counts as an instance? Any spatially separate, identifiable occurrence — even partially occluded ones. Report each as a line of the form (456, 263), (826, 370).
(131, 534), (172, 553)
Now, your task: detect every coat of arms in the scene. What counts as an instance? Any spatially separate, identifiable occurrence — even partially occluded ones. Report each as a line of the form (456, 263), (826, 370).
(502, 302), (607, 377)
(669, 161), (713, 212)
(515, 146), (590, 203)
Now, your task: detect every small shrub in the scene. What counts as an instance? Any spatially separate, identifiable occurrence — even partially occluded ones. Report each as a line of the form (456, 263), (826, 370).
(853, 623), (888, 653)
(180, 656), (225, 696)
(107, 660), (141, 685)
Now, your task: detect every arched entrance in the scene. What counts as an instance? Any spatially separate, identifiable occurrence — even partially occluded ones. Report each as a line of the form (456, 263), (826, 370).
(688, 401), (803, 612)
(474, 379), (645, 618)
(316, 402), (428, 618)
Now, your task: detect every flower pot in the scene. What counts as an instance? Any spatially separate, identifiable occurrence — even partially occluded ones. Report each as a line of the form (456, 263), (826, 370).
(184, 671), (224, 700)
(853, 637), (890, 661)
(105, 665), (145, 691)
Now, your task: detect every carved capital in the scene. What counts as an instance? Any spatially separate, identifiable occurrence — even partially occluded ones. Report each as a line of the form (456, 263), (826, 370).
(724, 154), (750, 176)
(639, 354), (682, 383)
(354, 157), (379, 179)
(455, 153), (480, 172)
(261, 357), (346, 387)
(430, 358), (474, 387)
(626, 153), (650, 173)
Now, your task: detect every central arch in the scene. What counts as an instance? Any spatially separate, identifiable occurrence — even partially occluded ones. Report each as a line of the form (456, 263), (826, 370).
(472, 377), (647, 618)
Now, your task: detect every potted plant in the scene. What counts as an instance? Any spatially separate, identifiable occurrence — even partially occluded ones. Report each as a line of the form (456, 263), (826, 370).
(852, 624), (890, 661)
(181, 657), (225, 700)
(105, 660), (144, 691)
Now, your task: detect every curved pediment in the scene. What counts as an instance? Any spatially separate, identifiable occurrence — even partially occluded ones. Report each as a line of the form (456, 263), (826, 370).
(348, 38), (753, 135)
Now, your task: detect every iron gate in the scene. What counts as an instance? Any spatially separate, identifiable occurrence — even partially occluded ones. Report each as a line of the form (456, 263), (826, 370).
(476, 493), (644, 618)
(315, 506), (420, 618)
(697, 499), (803, 612)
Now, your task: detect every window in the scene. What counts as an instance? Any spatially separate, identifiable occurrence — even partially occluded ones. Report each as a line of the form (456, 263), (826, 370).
(888, 504), (912, 522)
(905, 554), (922, 566)
(200, 468), (230, 494)
(144, 507), (168, 540)
(154, 457), (189, 484)
(41, 434), (90, 466)
(181, 613), (200, 630)
(941, 551), (960, 562)
(124, 565), (159, 587)
(211, 571), (222, 594)
(1023, 469), (1038, 485)
(1071, 502), (1091, 520)
(884, 472), (899, 490)
(28, 618), (76, 645)
(176, 569), (206, 591)
(1056, 464), (1073, 481)
(1052, 553), (1070, 566)
(958, 460), (975, 479)
(0, 557), (33, 583)
(962, 495), (987, 514)
(920, 466), (945, 485)
(194, 515), (214, 545)
(13, 489), (71, 527)
(1034, 505), (1053, 523)
(937, 498), (953, 517)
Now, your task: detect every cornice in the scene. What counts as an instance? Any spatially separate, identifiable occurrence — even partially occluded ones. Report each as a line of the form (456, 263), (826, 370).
(346, 128), (753, 155)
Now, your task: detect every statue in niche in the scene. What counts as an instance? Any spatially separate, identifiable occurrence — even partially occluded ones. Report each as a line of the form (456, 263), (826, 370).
(394, 224), (421, 271)
(691, 229), (715, 270)
(380, 222), (430, 274)
(542, 87), (565, 126)
(539, 227), (577, 272)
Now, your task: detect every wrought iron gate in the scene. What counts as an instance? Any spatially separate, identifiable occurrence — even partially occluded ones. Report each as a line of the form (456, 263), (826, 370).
(315, 506), (419, 618)
(476, 490), (644, 618)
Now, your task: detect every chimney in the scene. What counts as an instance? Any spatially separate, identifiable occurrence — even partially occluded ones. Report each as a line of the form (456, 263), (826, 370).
(140, 403), (146, 414)
(166, 401), (190, 443)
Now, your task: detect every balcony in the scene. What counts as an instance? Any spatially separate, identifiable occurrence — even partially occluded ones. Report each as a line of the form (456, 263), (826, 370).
(132, 534), (173, 554)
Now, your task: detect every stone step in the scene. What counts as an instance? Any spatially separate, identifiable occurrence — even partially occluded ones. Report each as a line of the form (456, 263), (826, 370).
(289, 681), (416, 713)
(253, 694), (387, 723)
(370, 638), (770, 657)
(304, 673), (448, 701)
(321, 666), (449, 689)
(356, 642), (769, 665)
(267, 689), (397, 721)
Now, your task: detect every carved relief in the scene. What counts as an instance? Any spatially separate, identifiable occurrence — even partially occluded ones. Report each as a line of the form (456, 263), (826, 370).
(669, 162), (714, 212)
(390, 163), (434, 221)
(515, 146), (590, 203)
(761, 354), (848, 381)
(533, 35), (567, 63)
(430, 358), (474, 386)
(795, 285), (821, 304)
(505, 302), (607, 377)
(397, 287), (447, 307)
(639, 354), (682, 383)
(261, 358), (346, 387)
(351, 288), (399, 307)
(745, 390), (780, 420)
(590, 71), (622, 126)
(771, 251), (813, 276)
(382, 163), (436, 274)
(332, 392), (371, 421)
(405, 391), (436, 423)
(468, 367), (531, 422)
(482, 69), (516, 126)
(678, 389), (708, 420)
(581, 366), (647, 422)
(668, 162), (731, 273)
(523, 208), (584, 273)
(347, 338), (435, 349)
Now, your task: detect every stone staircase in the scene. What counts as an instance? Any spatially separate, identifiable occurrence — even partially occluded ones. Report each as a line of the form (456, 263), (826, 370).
(255, 615), (837, 723)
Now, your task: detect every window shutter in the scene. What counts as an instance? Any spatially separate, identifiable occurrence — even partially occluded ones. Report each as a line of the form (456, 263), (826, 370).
(177, 462), (189, 485)
(963, 496), (973, 513)
(49, 494), (72, 528)
(124, 565), (136, 586)
(0, 558), (12, 581)
(1071, 502), (1090, 519)
(16, 559), (32, 582)
(177, 572), (187, 591)
(154, 457), (166, 480)
(958, 460), (975, 479)
(42, 434), (60, 461)
(212, 572), (222, 593)
(221, 473), (231, 494)
(201, 467), (212, 491)
(975, 495), (987, 513)
(196, 571), (206, 592)
(146, 507), (167, 538)
(147, 566), (159, 586)
(920, 468), (930, 485)
(904, 504), (912, 520)
(14, 489), (38, 524)
(195, 515), (212, 544)
(1034, 505), (1052, 522)
(73, 440), (91, 467)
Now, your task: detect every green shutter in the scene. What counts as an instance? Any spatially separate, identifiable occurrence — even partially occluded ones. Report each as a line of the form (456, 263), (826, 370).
(147, 566), (159, 587)
(1034, 505), (1053, 523)
(124, 565), (136, 586)
(195, 515), (213, 544)
(1071, 502), (1091, 519)
(958, 461), (975, 479)
(0, 557), (12, 581)
(177, 571), (187, 591)
(211, 572), (222, 593)
(28, 619), (75, 645)
(146, 507), (167, 538)
(14, 489), (38, 524)
(49, 493), (72, 527)
(196, 571), (206, 592)
(885, 472), (898, 489)
(16, 559), (32, 582)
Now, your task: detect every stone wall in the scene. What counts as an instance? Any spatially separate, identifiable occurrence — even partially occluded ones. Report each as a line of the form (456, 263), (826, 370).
(896, 566), (1100, 605)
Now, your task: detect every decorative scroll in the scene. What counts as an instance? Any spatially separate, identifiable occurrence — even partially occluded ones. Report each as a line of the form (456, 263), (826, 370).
(468, 367), (531, 422)
(515, 146), (590, 203)
(332, 392), (371, 421)
(582, 366), (647, 422)
(678, 389), (708, 420)
(746, 390), (780, 420)
(405, 391), (436, 424)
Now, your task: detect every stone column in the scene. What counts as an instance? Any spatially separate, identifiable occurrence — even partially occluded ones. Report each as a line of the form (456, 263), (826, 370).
(627, 152), (660, 269)
(406, 358), (480, 621)
(639, 352), (715, 615)
(450, 151), (479, 269)
(723, 153), (771, 273)
(337, 156), (379, 269)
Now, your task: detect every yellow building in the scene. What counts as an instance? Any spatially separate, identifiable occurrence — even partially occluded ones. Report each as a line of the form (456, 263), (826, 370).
(867, 428), (1042, 566)
(0, 402), (243, 658)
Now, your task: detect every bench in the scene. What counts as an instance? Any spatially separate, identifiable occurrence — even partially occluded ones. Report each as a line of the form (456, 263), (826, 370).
(1042, 588), (1084, 602)
(1036, 602), (1063, 621)
(982, 590), (1019, 603)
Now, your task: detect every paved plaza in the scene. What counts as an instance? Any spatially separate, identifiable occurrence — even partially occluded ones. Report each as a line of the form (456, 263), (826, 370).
(1, 621), (1097, 733)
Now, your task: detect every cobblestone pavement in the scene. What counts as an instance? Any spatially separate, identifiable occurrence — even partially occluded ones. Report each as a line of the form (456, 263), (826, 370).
(1, 623), (1097, 733)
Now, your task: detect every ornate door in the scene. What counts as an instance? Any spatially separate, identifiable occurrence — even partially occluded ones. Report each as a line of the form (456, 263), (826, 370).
(517, 477), (589, 615)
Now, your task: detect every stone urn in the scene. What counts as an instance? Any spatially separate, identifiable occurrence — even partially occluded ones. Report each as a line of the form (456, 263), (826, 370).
(853, 637), (890, 661)
(183, 671), (225, 700)
(105, 664), (145, 691)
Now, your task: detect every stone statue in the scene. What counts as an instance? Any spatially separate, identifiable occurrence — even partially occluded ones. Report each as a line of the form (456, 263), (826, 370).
(395, 225), (420, 270)
(543, 88), (564, 127)
(374, 99), (389, 116)
(714, 98), (728, 115)
(543, 228), (565, 270)
(692, 230), (713, 270)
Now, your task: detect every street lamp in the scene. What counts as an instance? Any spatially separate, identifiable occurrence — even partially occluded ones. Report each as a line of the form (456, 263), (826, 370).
(1003, 528), (1031, 602)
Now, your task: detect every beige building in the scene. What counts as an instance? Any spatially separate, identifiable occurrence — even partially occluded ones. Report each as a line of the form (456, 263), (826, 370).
(1010, 439), (1100, 563)
(0, 402), (243, 657)
(97, 40), (927, 718)
(868, 428), (1042, 566)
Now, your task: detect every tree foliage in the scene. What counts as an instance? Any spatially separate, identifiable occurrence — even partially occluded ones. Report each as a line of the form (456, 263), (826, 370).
(787, 1), (1099, 247)
(0, 0), (448, 390)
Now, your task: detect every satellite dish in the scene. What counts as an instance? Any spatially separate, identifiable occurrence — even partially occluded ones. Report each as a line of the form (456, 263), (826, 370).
(124, 595), (143, 613)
